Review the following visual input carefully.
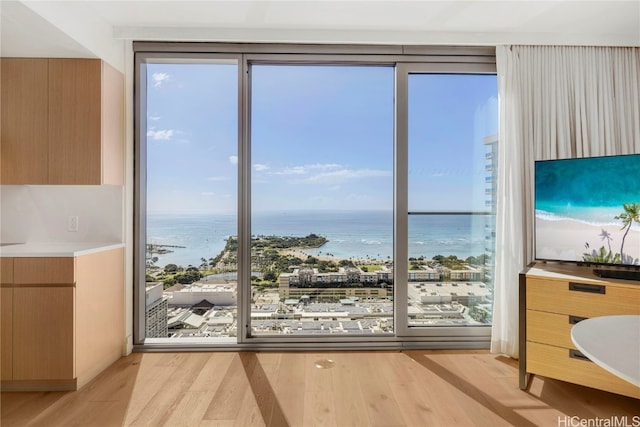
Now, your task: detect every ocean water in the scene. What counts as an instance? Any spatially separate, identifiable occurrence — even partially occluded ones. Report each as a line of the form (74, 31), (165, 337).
(147, 210), (491, 267)
(535, 154), (640, 225)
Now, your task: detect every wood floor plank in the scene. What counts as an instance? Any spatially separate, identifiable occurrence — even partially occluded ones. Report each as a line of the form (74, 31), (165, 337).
(203, 353), (256, 421)
(403, 351), (484, 427)
(272, 353), (306, 427)
(331, 354), (371, 427)
(163, 391), (216, 427)
(121, 364), (179, 424)
(387, 380), (438, 426)
(304, 353), (334, 393)
(0, 392), (67, 425)
(232, 387), (267, 427)
(26, 400), (124, 427)
(352, 352), (406, 427)
(189, 353), (236, 392)
(428, 352), (528, 426)
(125, 353), (211, 426)
(303, 391), (337, 427)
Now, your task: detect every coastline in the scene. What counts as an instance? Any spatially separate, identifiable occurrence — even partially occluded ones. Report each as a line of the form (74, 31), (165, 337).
(536, 217), (640, 264)
(280, 248), (385, 265)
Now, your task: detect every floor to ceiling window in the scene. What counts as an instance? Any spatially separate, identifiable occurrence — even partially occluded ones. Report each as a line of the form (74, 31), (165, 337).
(249, 64), (394, 336)
(138, 58), (240, 342)
(134, 44), (497, 348)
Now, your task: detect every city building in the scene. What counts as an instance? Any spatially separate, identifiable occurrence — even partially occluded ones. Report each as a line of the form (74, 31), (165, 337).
(145, 283), (168, 338)
(165, 283), (237, 306)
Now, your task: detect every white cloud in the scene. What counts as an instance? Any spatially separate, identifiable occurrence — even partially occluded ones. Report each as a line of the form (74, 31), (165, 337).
(149, 114), (161, 121)
(274, 163), (341, 176)
(147, 129), (174, 140)
(152, 72), (170, 88)
(276, 166), (307, 175)
(207, 176), (228, 182)
(253, 164), (269, 172)
(229, 156), (238, 165)
(308, 163), (341, 170)
(201, 192), (216, 196)
(299, 168), (391, 184)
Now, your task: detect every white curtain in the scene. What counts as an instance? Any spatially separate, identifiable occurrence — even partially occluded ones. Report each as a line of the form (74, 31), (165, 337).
(491, 45), (640, 358)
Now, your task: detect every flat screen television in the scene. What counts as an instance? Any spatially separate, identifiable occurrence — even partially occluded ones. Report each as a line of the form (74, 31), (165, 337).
(534, 154), (640, 279)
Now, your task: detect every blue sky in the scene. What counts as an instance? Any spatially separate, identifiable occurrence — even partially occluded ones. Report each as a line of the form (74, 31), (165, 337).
(146, 63), (497, 214)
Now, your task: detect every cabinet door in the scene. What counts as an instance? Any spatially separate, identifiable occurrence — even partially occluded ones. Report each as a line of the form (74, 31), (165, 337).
(1, 288), (12, 380)
(1, 258), (14, 380)
(0, 58), (49, 184)
(48, 59), (102, 185)
(13, 287), (74, 380)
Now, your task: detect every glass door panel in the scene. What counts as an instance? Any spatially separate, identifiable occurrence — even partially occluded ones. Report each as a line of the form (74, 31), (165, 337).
(406, 73), (498, 330)
(249, 64), (394, 336)
(144, 61), (239, 341)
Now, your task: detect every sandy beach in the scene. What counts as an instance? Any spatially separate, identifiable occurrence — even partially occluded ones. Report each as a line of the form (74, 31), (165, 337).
(279, 249), (385, 265)
(536, 217), (640, 265)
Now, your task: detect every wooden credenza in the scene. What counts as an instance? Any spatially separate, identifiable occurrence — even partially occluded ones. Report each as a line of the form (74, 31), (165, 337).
(520, 262), (640, 399)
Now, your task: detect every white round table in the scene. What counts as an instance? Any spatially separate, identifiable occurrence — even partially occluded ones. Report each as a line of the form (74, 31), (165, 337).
(571, 315), (640, 387)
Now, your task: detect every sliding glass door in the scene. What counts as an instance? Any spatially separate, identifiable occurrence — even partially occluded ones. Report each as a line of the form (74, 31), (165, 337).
(134, 45), (497, 347)
(395, 64), (498, 337)
(248, 64), (395, 337)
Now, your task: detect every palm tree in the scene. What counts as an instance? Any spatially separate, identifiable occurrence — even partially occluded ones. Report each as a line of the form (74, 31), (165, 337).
(599, 229), (613, 253)
(614, 202), (640, 261)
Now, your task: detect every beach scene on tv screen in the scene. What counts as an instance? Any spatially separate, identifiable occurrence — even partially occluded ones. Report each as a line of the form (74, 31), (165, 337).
(535, 154), (640, 266)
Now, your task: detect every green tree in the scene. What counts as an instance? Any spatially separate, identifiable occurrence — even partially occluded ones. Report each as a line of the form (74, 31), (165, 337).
(263, 271), (277, 282)
(162, 277), (176, 289)
(614, 202), (640, 260)
(175, 266), (201, 284)
(164, 263), (179, 274)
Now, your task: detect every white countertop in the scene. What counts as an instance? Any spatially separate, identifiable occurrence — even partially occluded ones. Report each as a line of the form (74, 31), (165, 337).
(571, 315), (640, 387)
(0, 242), (124, 257)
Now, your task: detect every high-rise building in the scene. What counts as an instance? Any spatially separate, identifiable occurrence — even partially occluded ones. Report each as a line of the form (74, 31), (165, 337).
(146, 283), (168, 338)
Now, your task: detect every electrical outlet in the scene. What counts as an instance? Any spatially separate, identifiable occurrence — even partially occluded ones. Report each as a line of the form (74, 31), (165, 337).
(67, 216), (79, 232)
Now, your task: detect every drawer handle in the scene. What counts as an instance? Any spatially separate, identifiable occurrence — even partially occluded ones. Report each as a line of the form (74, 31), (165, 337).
(569, 349), (591, 362)
(568, 315), (588, 324)
(569, 282), (605, 294)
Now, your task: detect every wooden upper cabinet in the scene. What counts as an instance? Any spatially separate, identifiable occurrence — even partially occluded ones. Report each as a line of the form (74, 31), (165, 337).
(0, 58), (124, 185)
(0, 59), (49, 184)
(48, 59), (102, 184)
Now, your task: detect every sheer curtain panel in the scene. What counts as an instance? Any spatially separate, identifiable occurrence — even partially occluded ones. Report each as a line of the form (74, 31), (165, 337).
(492, 45), (640, 358)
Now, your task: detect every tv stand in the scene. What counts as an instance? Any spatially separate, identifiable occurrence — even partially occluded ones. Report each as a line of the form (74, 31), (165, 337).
(593, 268), (640, 282)
(519, 262), (640, 399)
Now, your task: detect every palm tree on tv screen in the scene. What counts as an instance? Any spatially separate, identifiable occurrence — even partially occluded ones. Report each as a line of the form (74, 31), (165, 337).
(615, 202), (640, 263)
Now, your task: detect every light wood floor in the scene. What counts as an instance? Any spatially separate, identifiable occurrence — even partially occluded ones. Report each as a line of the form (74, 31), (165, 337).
(1, 350), (638, 426)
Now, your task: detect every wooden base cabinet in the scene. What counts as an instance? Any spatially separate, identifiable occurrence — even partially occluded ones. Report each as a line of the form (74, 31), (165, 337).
(0, 248), (124, 391)
(519, 263), (640, 399)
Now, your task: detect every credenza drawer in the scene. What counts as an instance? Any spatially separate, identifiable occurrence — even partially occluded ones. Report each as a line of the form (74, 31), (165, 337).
(526, 310), (580, 349)
(526, 278), (640, 317)
(526, 341), (640, 399)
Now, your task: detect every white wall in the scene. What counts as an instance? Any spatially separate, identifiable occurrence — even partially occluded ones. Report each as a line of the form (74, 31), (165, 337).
(0, 185), (123, 243)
